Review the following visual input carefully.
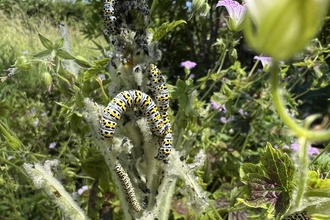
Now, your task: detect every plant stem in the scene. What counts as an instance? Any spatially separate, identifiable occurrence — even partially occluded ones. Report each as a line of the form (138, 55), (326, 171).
(269, 62), (330, 142)
(293, 138), (308, 209)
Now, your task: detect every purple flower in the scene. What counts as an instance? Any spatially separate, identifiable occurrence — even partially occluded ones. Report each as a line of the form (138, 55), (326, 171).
(7, 156), (13, 160)
(49, 142), (57, 149)
(290, 142), (299, 151)
(216, 0), (246, 31)
(181, 61), (197, 69)
(238, 108), (248, 116)
(287, 109), (295, 118)
(220, 116), (235, 123)
(189, 74), (195, 79)
(210, 101), (227, 112)
(254, 56), (273, 71)
(77, 185), (88, 195)
(308, 147), (320, 156)
(290, 141), (320, 156)
(254, 56), (284, 71)
(220, 117), (227, 123)
(98, 74), (106, 81)
(210, 101), (220, 110)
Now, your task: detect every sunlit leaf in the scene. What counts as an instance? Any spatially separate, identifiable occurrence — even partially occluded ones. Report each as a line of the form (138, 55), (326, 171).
(38, 33), (53, 50)
(153, 20), (186, 41)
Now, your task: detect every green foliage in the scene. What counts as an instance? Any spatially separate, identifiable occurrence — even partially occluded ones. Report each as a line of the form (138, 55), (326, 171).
(151, 20), (187, 41)
(2, 0), (330, 219)
(238, 144), (295, 219)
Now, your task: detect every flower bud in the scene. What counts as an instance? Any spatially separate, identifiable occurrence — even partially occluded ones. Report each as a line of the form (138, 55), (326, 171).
(15, 56), (31, 71)
(192, 0), (210, 17)
(42, 71), (53, 92)
(229, 48), (237, 63)
(244, 0), (329, 60)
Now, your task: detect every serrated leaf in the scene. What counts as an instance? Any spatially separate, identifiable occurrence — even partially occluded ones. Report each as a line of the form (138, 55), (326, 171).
(274, 192), (291, 219)
(153, 20), (186, 41)
(240, 163), (265, 184)
(237, 197), (269, 210)
(238, 144), (295, 219)
(33, 49), (52, 58)
(56, 49), (75, 60)
(260, 143), (295, 190)
(38, 33), (53, 50)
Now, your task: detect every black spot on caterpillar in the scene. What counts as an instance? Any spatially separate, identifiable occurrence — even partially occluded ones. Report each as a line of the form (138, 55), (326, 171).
(283, 211), (309, 220)
(103, 0), (150, 36)
(100, 90), (172, 162)
(114, 163), (142, 212)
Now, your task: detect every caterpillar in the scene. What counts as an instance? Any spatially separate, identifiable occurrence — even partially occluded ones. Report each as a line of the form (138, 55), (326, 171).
(147, 64), (171, 133)
(283, 211), (309, 220)
(103, 0), (120, 36)
(147, 64), (170, 116)
(114, 163), (143, 212)
(103, 0), (150, 37)
(100, 90), (172, 162)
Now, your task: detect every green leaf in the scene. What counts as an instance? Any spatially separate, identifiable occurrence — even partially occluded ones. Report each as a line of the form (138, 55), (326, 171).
(53, 38), (64, 50)
(261, 143), (295, 190)
(75, 56), (91, 68)
(83, 68), (100, 81)
(0, 100), (10, 118)
(93, 58), (110, 67)
(238, 143), (295, 219)
(80, 148), (113, 192)
(38, 33), (53, 50)
(33, 49), (52, 58)
(56, 49), (75, 60)
(240, 163), (265, 184)
(153, 20), (186, 41)
(308, 171), (330, 190)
